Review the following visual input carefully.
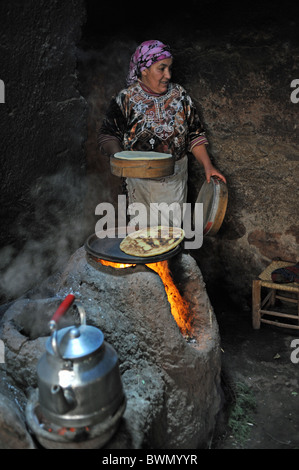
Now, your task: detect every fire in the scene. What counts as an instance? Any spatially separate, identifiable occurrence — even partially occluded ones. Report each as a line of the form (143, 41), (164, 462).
(98, 258), (191, 335)
(99, 259), (136, 269)
(47, 425), (90, 435)
(146, 261), (192, 336)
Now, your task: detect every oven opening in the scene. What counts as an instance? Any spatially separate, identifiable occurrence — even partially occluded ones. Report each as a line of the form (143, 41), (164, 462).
(97, 258), (193, 337)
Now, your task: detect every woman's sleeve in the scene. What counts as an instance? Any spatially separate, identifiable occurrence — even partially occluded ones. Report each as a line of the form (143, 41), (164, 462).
(185, 94), (209, 152)
(97, 97), (127, 155)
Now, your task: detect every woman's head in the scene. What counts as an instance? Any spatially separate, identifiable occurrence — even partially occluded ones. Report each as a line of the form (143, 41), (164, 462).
(127, 40), (173, 91)
(140, 57), (172, 94)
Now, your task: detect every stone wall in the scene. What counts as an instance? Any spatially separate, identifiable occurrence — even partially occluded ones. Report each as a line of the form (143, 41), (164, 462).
(182, 27), (299, 307)
(0, 0), (88, 302)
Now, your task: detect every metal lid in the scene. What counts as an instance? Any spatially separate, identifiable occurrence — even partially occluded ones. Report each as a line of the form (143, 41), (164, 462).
(47, 324), (104, 360)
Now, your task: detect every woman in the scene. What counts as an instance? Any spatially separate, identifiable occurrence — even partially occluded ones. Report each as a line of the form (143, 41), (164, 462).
(98, 40), (226, 227)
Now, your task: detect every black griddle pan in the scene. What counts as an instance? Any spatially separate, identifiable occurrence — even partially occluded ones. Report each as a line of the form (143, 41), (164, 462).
(84, 228), (182, 264)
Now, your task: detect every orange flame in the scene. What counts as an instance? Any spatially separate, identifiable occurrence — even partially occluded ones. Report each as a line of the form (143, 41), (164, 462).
(99, 259), (136, 269)
(98, 259), (191, 335)
(146, 261), (191, 335)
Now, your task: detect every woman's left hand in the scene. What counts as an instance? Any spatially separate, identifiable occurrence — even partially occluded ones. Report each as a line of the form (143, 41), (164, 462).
(205, 166), (227, 184)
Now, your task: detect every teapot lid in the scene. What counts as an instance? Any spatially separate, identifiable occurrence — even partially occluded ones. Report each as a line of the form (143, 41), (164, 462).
(47, 324), (104, 360)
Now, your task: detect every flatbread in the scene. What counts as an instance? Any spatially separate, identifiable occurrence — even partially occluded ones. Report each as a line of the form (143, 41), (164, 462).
(114, 151), (173, 161)
(119, 226), (184, 258)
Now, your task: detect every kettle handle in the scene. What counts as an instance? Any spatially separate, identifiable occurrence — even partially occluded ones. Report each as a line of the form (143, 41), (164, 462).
(49, 294), (76, 331)
(48, 294), (87, 358)
(49, 295), (87, 332)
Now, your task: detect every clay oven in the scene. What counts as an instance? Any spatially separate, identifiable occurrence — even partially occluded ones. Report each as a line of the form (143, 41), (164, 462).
(1, 244), (222, 449)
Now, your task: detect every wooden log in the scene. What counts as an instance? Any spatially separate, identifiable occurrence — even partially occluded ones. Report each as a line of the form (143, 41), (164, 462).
(261, 289), (274, 309)
(260, 309), (299, 320)
(261, 318), (299, 330)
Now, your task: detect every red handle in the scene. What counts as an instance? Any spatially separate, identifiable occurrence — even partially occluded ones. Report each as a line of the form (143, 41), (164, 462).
(51, 294), (76, 325)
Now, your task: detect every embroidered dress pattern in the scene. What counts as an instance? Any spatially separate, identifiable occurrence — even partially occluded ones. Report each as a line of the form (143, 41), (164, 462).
(99, 82), (208, 161)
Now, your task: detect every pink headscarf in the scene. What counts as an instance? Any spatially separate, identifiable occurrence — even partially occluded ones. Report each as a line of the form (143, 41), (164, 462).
(127, 40), (172, 86)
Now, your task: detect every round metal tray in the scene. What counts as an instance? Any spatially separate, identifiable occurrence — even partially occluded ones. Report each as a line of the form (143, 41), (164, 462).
(194, 177), (228, 236)
(84, 230), (182, 264)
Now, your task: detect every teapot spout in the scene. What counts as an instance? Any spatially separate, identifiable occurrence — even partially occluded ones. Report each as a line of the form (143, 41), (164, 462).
(50, 384), (76, 415)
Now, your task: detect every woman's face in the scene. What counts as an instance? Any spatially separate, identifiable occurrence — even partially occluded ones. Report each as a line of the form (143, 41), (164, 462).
(141, 58), (173, 94)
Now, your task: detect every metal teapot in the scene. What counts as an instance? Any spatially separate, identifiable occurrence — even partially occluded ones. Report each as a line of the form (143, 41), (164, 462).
(36, 294), (126, 429)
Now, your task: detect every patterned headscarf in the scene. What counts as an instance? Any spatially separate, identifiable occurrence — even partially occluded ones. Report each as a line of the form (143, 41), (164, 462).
(127, 40), (172, 86)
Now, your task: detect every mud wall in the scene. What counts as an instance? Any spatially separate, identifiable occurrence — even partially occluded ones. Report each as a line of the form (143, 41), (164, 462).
(0, 0), (88, 301)
(183, 25), (299, 307)
(79, 0), (299, 308)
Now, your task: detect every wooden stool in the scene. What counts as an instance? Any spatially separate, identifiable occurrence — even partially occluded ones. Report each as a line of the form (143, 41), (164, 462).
(252, 260), (299, 330)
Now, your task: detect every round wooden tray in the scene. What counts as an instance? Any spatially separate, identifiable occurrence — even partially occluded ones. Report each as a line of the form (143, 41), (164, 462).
(110, 151), (174, 178)
(194, 177), (228, 236)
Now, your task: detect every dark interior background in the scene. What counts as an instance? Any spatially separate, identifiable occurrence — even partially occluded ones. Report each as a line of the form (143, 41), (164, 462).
(0, 0), (298, 311)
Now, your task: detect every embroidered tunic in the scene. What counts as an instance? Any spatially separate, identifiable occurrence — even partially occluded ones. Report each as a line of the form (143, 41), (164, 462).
(98, 82), (208, 161)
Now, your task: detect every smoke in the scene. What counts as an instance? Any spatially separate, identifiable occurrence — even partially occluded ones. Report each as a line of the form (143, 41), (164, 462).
(0, 40), (138, 303)
(0, 167), (98, 302)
